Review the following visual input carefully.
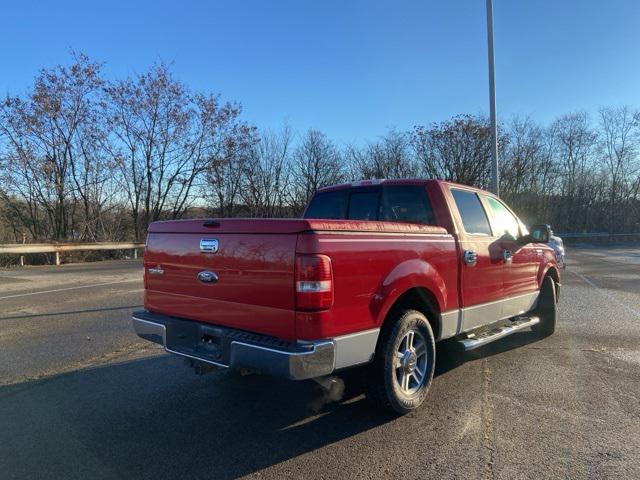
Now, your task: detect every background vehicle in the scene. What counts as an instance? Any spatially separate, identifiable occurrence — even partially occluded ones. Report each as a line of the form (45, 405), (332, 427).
(548, 230), (566, 269)
(134, 179), (560, 414)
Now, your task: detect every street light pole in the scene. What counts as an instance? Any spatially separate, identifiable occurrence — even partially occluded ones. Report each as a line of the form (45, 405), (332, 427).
(486, 0), (499, 196)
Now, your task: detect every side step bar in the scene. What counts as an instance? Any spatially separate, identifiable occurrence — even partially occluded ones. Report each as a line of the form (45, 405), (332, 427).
(459, 316), (540, 351)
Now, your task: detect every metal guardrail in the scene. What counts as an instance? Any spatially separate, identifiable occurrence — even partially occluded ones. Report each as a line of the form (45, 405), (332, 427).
(556, 232), (640, 244)
(0, 242), (145, 265)
(558, 232), (609, 238)
(558, 232), (637, 238)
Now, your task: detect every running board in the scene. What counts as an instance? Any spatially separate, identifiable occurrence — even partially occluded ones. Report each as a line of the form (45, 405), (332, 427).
(459, 316), (540, 351)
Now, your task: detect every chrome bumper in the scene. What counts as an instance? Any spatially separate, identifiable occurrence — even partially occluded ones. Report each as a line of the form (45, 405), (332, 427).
(132, 312), (336, 380)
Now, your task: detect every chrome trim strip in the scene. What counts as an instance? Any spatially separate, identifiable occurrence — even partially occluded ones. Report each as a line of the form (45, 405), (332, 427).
(460, 291), (539, 332)
(132, 316), (167, 344)
(464, 290), (538, 310)
(231, 340), (336, 379)
(501, 291), (539, 319)
(229, 339), (333, 357)
(332, 328), (380, 369)
(440, 310), (460, 339)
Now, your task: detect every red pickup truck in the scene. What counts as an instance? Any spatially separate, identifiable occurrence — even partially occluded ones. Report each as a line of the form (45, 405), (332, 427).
(133, 179), (559, 413)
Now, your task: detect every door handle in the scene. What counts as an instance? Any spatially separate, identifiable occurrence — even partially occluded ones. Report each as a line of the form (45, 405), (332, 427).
(463, 250), (477, 266)
(503, 250), (513, 264)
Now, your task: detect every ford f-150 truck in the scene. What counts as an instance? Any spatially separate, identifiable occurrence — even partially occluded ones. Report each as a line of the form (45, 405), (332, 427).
(133, 179), (559, 413)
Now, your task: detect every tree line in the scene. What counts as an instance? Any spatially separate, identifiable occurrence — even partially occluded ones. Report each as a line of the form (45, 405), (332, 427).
(1, 54), (639, 244)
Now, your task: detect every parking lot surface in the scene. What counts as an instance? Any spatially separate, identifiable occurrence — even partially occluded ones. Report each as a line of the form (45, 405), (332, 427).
(1, 246), (639, 479)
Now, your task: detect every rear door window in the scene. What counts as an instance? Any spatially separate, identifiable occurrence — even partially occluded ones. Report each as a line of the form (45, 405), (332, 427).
(380, 186), (436, 224)
(451, 189), (492, 235)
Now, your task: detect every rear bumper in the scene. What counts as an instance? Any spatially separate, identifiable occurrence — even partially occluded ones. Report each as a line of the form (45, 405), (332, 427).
(132, 310), (336, 380)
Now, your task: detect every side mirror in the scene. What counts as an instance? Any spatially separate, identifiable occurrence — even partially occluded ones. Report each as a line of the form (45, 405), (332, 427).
(528, 224), (551, 244)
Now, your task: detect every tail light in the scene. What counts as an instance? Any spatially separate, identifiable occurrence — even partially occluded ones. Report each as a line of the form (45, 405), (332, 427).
(295, 254), (334, 311)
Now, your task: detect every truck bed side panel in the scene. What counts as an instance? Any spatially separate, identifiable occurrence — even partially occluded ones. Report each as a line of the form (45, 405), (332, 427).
(295, 231), (459, 340)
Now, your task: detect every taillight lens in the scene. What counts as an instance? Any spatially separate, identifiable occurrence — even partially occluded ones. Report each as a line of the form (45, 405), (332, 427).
(295, 254), (334, 311)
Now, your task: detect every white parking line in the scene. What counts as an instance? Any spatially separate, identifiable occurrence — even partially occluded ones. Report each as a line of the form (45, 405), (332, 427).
(569, 269), (640, 319)
(0, 279), (140, 300)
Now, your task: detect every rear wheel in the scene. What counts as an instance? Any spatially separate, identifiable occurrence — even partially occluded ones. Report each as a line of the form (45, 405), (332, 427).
(531, 275), (557, 338)
(367, 309), (436, 414)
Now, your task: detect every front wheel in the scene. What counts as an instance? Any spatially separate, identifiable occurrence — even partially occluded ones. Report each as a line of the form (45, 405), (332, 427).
(367, 309), (436, 414)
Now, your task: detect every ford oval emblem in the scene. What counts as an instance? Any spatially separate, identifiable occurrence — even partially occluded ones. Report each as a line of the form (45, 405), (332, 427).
(197, 271), (219, 284)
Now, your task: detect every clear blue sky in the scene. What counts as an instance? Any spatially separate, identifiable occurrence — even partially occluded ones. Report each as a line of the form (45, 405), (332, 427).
(1, 0), (639, 144)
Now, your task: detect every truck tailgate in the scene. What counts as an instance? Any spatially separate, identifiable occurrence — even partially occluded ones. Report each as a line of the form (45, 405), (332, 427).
(144, 220), (299, 340)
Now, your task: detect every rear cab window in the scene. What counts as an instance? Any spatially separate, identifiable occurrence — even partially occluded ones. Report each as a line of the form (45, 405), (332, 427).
(303, 190), (349, 219)
(304, 185), (436, 225)
(348, 191), (380, 220)
(450, 188), (492, 235)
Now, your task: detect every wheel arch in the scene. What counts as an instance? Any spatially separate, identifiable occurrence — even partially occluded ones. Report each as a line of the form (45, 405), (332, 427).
(544, 265), (560, 284)
(379, 286), (441, 340)
(372, 258), (448, 338)
(540, 264), (560, 302)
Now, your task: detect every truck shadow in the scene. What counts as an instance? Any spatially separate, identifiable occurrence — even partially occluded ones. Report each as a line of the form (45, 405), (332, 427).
(0, 331), (541, 480)
(434, 330), (543, 377)
(0, 305), (142, 321)
(0, 356), (395, 480)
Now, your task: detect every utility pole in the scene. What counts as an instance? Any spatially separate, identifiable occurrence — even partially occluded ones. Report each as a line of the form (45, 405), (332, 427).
(486, 0), (499, 195)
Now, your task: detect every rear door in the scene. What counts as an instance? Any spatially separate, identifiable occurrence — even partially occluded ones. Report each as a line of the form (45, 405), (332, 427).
(449, 188), (505, 331)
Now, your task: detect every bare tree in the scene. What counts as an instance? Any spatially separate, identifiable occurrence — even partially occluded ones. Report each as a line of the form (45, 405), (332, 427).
(204, 122), (257, 218)
(106, 63), (251, 238)
(413, 115), (499, 188)
(2, 53), (640, 241)
(347, 130), (417, 180)
(242, 125), (293, 217)
(498, 116), (561, 225)
(598, 106), (640, 232)
(550, 112), (598, 231)
(0, 53), (106, 241)
(291, 129), (344, 213)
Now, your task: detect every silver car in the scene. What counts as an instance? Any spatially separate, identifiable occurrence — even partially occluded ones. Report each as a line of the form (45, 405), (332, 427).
(548, 232), (566, 269)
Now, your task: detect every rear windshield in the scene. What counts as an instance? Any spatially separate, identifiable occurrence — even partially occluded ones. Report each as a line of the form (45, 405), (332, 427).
(304, 185), (436, 224)
(303, 190), (349, 219)
(347, 191), (380, 220)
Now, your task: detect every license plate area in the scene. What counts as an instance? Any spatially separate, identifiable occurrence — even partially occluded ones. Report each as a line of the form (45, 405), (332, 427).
(166, 321), (228, 364)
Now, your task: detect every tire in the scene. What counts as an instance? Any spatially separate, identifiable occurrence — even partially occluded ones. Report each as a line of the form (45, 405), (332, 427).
(531, 275), (557, 338)
(367, 309), (436, 414)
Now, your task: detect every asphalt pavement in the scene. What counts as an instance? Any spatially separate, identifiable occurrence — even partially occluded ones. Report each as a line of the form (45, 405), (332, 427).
(1, 247), (639, 479)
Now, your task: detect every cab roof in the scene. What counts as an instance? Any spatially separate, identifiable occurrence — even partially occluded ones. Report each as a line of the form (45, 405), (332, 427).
(317, 178), (491, 196)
